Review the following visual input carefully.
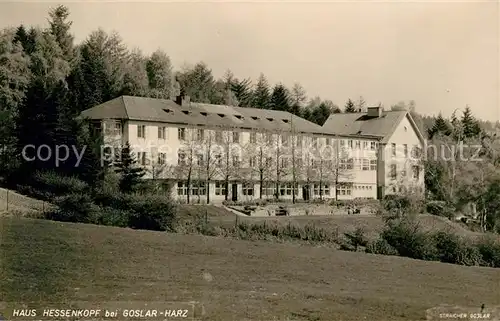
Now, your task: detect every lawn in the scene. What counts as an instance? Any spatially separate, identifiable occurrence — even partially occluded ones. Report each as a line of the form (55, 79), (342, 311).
(1, 217), (499, 321)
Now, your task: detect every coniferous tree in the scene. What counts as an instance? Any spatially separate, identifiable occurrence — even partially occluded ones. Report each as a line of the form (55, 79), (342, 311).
(428, 113), (451, 139)
(252, 73), (270, 108)
(230, 78), (253, 107)
(461, 106), (481, 139)
(310, 101), (332, 125)
(269, 84), (290, 111)
(146, 49), (176, 99)
(344, 99), (356, 113)
(114, 142), (145, 193)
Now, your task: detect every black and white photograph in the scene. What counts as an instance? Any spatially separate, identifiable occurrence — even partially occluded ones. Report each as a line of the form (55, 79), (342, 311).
(0, 1), (499, 320)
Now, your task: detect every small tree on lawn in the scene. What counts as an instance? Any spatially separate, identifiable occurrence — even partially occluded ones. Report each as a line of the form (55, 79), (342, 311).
(115, 142), (146, 193)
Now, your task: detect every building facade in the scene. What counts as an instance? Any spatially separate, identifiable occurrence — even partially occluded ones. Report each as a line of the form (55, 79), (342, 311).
(81, 95), (425, 203)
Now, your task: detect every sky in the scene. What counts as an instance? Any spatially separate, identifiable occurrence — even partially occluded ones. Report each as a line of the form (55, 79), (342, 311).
(0, 0), (498, 121)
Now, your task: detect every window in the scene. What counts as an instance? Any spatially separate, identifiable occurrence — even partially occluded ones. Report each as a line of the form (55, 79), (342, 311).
(402, 167), (407, 177)
(197, 129), (204, 141)
(137, 152), (147, 165)
(137, 125), (146, 138)
(370, 142), (377, 150)
(403, 144), (408, 158)
(215, 154), (222, 166)
(158, 126), (166, 139)
(324, 184), (330, 196)
(312, 137), (318, 149)
(390, 164), (397, 180)
(178, 128), (186, 141)
(391, 143), (396, 157)
(337, 184), (352, 196)
(348, 140), (353, 149)
(326, 138), (331, 146)
(249, 156), (256, 167)
(296, 136), (302, 147)
(250, 132), (257, 143)
(296, 158), (303, 168)
(178, 151), (186, 165)
(363, 141), (368, 149)
(243, 183), (254, 196)
(412, 145), (421, 158)
(265, 157), (272, 167)
(233, 131), (240, 143)
(370, 159), (377, 170)
(280, 183), (296, 196)
(347, 158), (354, 169)
(197, 154), (204, 166)
(262, 182), (275, 196)
(158, 153), (166, 165)
(191, 181), (206, 196)
(215, 131), (223, 143)
(266, 133), (273, 144)
(362, 159), (370, 171)
(355, 140), (360, 149)
(412, 165), (420, 180)
(340, 140), (345, 147)
(280, 157), (289, 168)
(314, 184), (320, 196)
(232, 155), (240, 167)
(314, 184), (329, 196)
(281, 135), (289, 147)
(114, 122), (122, 133)
(177, 182), (188, 196)
(215, 182), (226, 196)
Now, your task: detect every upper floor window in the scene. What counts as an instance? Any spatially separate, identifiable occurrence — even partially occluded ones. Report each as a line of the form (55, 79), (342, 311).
(197, 154), (204, 166)
(178, 128), (186, 141)
(137, 125), (146, 138)
(215, 131), (223, 143)
(370, 142), (377, 150)
(158, 126), (166, 139)
(412, 165), (420, 180)
(250, 132), (257, 144)
(391, 143), (396, 157)
(197, 129), (204, 141)
(363, 141), (368, 149)
(340, 139), (345, 147)
(233, 131), (240, 143)
(266, 133), (273, 144)
(370, 159), (377, 170)
(281, 135), (289, 147)
(390, 164), (397, 180)
(348, 140), (353, 149)
(296, 136), (302, 147)
(403, 144), (408, 158)
(355, 140), (360, 149)
(158, 153), (166, 165)
(178, 150), (186, 165)
(232, 155), (240, 167)
(137, 152), (147, 165)
(325, 138), (331, 146)
(362, 159), (370, 171)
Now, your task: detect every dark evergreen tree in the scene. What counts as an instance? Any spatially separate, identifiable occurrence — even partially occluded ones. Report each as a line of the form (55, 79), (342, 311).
(269, 84), (290, 111)
(252, 73), (270, 108)
(48, 5), (75, 62)
(114, 142), (145, 193)
(461, 106), (481, 139)
(427, 113), (451, 139)
(344, 99), (356, 113)
(231, 78), (253, 107)
(310, 102), (332, 125)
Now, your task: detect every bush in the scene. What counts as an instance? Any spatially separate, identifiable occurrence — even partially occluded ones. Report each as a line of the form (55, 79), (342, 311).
(381, 218), (438, 261)
(476, 237), (500, 268)
(426, 201), (455, 219)
(48, 193), (99, 223)
(22, 171), (89, 201)
(380, 194), (424, 221)
(127, 194), (177, 231)
(341, 227), (368, 251)
(366, 238), (398, 256)
(432, 230), (482, 266)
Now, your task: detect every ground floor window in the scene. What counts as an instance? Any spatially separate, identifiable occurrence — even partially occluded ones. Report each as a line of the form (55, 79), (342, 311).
(215, 181), (226, 196)
(337, 184), (352, 196)
(243, 183), (254, 196)
(177, 181), (188, 196)
(262, 182), (275, 196)
(191, 181), (206, 196)
(313, 184), (330, 196)
(279, 183), (297, 196)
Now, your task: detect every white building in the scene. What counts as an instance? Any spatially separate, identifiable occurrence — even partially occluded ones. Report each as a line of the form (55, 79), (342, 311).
(81, 95), (425, 203)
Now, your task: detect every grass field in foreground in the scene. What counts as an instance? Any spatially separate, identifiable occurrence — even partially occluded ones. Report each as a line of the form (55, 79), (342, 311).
(1, 217), (499, 321)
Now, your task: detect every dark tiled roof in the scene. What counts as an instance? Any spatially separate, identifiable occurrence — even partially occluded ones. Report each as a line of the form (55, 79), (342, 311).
(80, 96), (325, 134)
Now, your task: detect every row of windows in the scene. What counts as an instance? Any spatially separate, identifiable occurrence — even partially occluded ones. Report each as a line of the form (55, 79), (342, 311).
(390, 143), (421, 158)
(390, 164), (420, 180)
(135, 125), (381, 149)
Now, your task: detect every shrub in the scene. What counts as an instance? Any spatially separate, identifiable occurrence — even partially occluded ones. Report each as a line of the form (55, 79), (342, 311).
(91, 206), (131, 228)
(126, 194), (177, 231)
(32, 171), (88, 198)
(426, 201), (455, 219)
(476, 237), (500, 268)
(48, 193), (99, 223)
(381, 194), (424, 221)
(341, 227), (368, 251)
(432, 230), (482, 266)
(381, 218), (438, 261)
(366, 238), (398, 256)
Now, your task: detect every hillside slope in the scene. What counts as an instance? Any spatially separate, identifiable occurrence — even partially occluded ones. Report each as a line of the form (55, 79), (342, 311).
(1, 217), (498, 321)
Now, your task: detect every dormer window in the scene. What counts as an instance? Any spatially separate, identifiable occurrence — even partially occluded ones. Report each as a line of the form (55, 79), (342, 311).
(266, 118), (274, 122)
(182, 110), (190, 115)
(218, 113), (225, 118)
(163, 109), (173, 114)
(282, 119), (289, 123)
(235, 115), (243, 120)
(200, 112), (208, 116)
(251, 116), (258, 120)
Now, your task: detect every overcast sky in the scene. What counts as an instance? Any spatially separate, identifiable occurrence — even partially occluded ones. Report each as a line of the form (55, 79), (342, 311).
(0, 0), (498, 121)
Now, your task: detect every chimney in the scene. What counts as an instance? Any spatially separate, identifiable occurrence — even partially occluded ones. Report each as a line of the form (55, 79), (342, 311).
(175, 94), (190, 106)
(367, 106), (382, 118)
